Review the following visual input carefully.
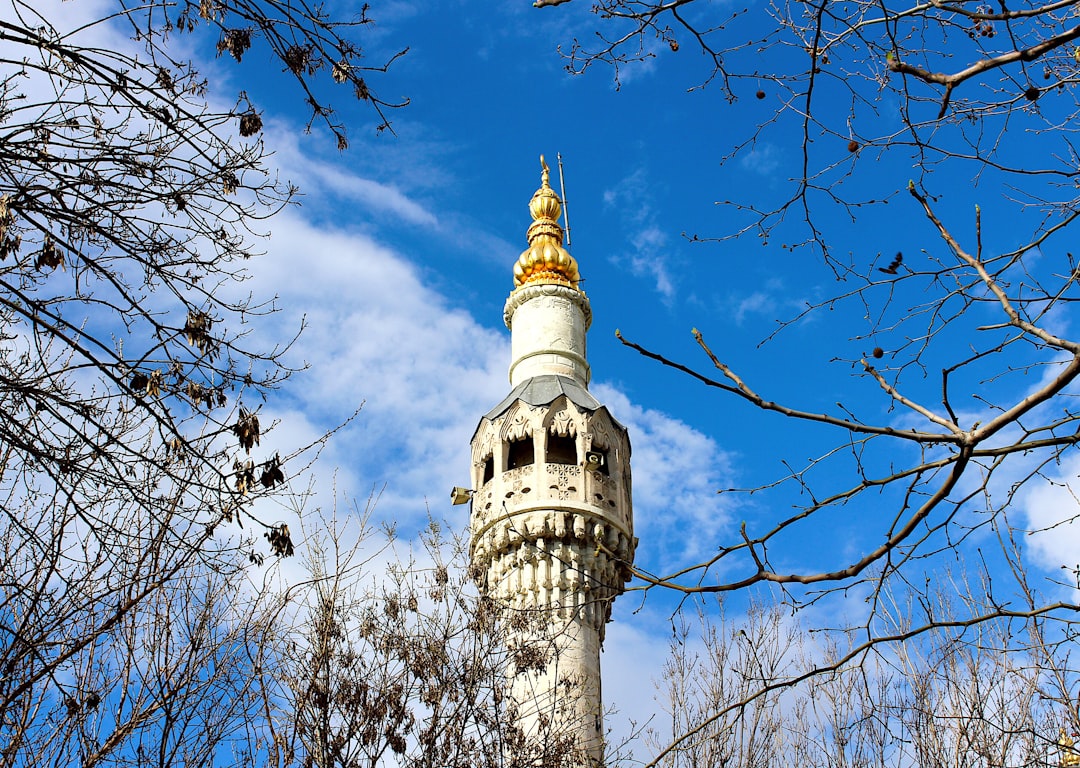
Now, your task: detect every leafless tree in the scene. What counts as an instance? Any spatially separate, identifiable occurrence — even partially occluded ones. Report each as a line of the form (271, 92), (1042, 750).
(0, 545), (288, 768)
(650, 578), (1078, 768)
(539, 0), (1080, 588)
(533, 0), (1080, 763)
(0, 0), (404, 762)
(262, 512), (595, 768)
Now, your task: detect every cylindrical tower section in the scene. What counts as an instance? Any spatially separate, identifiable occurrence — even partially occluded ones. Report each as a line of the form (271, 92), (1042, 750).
(503, 558), (608, 765)
(505, 284), (592, 386)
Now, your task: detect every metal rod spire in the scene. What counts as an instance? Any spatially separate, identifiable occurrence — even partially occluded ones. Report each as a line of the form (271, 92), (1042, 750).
(557, 152), (572, 248)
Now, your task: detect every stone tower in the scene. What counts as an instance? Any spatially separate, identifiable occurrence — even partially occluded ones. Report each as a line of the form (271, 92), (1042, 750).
(469, 158), (635, 767)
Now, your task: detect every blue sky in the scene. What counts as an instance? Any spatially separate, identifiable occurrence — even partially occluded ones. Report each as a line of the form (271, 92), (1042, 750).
(228, 2), (957, 554)
(199, 0), (1080, 737)
(214, 2), (844, 734)
(41, 0), (1080, 751)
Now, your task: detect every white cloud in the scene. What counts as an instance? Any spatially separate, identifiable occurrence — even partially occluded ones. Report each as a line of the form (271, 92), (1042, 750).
(602, 168), (652, 216)
(593, 384), (739, 575)
(320, 173), (439, 228)
(603, 170), (680, 301)
(1022, 451), (1080, 579)
(630, 227), (676, 301)
(8, 0), (115, 41)
(268, 130), (440, 227)
(733, 290), (776, 326)
(724, 277), (812, 326)
(602, 611), (673, 753)
(739, 143), (781, 176)
(242, 208), (509, 533)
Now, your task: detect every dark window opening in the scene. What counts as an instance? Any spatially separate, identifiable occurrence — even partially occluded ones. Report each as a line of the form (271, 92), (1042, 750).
(507, 438), (534, 470)
(547, 434), (577, 465)
(482, 456), (494, 484)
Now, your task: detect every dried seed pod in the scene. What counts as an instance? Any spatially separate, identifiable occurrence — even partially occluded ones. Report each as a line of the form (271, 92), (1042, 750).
(238, 111), (262, 137)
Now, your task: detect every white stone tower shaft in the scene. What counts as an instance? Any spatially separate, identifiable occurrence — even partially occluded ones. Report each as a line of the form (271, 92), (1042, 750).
(469, 158), (635, 767)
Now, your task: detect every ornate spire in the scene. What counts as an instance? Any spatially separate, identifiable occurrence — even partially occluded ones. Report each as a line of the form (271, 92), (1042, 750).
(513, 155), (581, 290)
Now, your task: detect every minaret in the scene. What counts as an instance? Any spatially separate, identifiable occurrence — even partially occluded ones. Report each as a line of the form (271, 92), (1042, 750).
(469, 157), (635, 767)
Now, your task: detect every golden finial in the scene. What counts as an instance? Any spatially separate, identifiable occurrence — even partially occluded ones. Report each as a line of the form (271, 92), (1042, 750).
(513, 155), (581, 290)
(1061, 730), (1080, 767)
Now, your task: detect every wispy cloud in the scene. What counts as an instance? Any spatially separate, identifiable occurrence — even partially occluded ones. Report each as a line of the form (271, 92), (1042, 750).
(721, 276), (813, 328)
(603, 169), (679, 302)
(630, 227), (676, 301)
(266, 127), (440, 228)
(310, 169), (439, 227)
(593, 384), (739, 575)
(733, 290), (776, 326)
(245, 208), (508, 532)
(1020, 452), (1080, 585)
(739, 143), (782, 176)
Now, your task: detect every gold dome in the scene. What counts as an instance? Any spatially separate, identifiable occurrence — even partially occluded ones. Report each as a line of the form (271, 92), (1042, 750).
(513, 156), (581, 290)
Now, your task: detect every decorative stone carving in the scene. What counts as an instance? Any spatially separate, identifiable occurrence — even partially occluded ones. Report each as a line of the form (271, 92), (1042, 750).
(502, 404), (535, 443)
(548, 407), (576, 438)
(504, 282), (593, 332)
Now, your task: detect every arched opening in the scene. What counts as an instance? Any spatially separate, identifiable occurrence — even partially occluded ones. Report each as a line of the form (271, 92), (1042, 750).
(546, 434), (577, 465)
(506, 438), (534, 470)
(482, 455), (494, 484)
